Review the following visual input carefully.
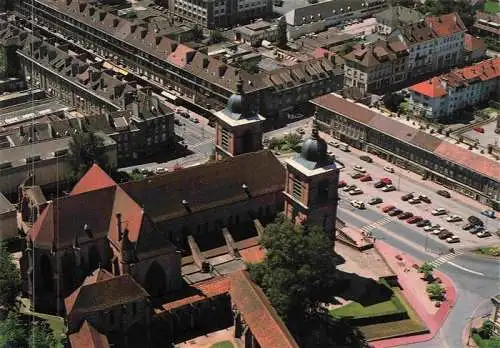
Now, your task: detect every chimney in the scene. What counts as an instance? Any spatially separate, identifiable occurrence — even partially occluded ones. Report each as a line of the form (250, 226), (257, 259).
(116, 213), (123, 241)
(99, 11), (106, 21)
(113, 18), (120, 27)
(202, 57), (209, 68)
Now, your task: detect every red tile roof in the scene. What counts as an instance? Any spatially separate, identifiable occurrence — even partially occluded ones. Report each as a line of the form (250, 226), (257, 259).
(159, 277), (231, 312)
(167, 44), (195, 67)
(426, 13), (466, 37)
(312, 94), (500, 180)
(408, 77), (447, 98)
(70, 164), (117, 196)
(464, 34), (486, 53)
(230, 271), (299, 348)
(312, 48), (335, 59)
(69, 321), (109, 348)
(239, 245), (266, 264)
(433, 141), (500, 181)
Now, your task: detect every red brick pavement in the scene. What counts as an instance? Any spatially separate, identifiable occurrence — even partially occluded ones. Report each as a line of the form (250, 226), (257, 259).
(370, 241), (457, 347)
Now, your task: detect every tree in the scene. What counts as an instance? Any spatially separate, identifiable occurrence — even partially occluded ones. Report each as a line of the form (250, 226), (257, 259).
(208, 29), (224, 44)
(419, 262), (434, 280)
(192, 24), (204, 41)
(0, 311), (60, 348)
(277, 17), (287, 49)
(0, 243), (21, 310)
(68, 131), (109, 181)
(426, 283), (445, 300)
(417, 0), (474, 27)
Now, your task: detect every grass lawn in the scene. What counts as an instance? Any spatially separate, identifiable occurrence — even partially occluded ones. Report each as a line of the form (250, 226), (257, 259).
(330, 298), (400, 318)
(211, 341), (235, 348)
(484, 1), (500, 13)
(475, 245), (500, 257)
(19, 298), (66, 339)
(472, 334), (500, 348)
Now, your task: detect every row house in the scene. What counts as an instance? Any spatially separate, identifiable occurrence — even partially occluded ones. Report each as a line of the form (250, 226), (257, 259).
(408, 57), (500, 120)
(312, 93), (500, 208)
(15, 0), (342, 119)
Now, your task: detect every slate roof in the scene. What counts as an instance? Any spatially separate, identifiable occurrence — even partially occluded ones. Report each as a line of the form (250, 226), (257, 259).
(69, 321), (110, 348)
(344, 39), (407, 68)
(121, 150), (285, 222)
(65, 268), (114, 313)
(65, 274), (148, 314)
(375, 6), (423, 27)
(401, 21), (437, 45)
(230, 271), (299, 348)
(311, 93), (500, 181)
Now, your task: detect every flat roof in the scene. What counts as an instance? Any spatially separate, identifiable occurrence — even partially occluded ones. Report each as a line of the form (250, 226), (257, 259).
(0, 101), (70, 127)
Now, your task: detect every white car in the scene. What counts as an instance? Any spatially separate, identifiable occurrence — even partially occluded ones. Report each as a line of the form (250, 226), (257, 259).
(384, 166), (395, 173)
(424, 224), (439, 232)
(446, 215), (463, 223)
(446, 236), (460, 243)
(349, 188), (364, 195)
(477, 230), (492, 238)
(350, 200), (366, 209)
(353, 165), (366, 173)
(431, 208), (447, 216)
(432, 227), (447, 235)
(155, 167), (167, 174)
(382, 184), (396, 192)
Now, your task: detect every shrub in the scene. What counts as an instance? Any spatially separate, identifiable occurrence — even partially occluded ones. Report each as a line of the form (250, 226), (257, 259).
(426, 283), (445, 300)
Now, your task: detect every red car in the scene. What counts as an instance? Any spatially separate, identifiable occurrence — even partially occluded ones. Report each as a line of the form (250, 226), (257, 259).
(407, 216), (423, 224)
(360, 175), (372, 182)
(382, 205), (395, 213)
(398, 212), (414, 220)
(473, 127), (484, 133)
(380, 177), (392, 185)
(339, 180), (347, 188)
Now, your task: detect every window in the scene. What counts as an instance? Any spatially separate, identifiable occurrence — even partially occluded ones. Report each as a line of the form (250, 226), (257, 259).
(291, 177), (302, 199)
(221, 128), (230, 150)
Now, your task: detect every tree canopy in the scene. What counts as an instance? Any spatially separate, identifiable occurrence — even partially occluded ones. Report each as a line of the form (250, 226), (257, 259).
(0, 243), (21, 310)
(249, 216), (366, 347)
(0, 311), (60, 348)
(68, 132), (109, 181)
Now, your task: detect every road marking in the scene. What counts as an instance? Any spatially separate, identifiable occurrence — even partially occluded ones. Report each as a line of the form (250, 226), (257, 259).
(447, 261), (485, 276)
(428, 251), (463, 267)
(359, 217), (392, 233)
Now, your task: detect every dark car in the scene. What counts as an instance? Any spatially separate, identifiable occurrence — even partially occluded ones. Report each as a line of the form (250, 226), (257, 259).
(438, 231), (453, 240)
(389, 209), (403, 216)
(462, 223), (475, 230)
(416, 219), (430, 227)
(418, 195), (431, 203)
(398, 212), (414, 220)
(467, 216), (483, 226)
(360, 155), (373, 163)
(401, 193), (414, 201)
(374, 181), (386, 188)
(469, 226), (484, 234)
(407, 216), (422, 224)
(368, 197), (383, 205)
(437, 190), (451, 198)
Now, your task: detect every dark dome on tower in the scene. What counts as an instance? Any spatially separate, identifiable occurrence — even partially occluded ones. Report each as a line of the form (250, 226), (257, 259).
(223, 76), (255, 120)
(301, 126), (327, 164)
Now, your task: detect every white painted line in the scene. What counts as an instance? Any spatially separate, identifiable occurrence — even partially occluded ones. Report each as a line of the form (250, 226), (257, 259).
(447, 261), (485, 276)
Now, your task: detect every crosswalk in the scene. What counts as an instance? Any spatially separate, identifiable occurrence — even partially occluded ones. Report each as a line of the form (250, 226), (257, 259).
(359, 217), (393, 233)
(427, 251), (464, 268)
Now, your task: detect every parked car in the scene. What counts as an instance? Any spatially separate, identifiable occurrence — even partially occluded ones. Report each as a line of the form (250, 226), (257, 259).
(408, 198), (421, 204)
(360, 155), (373, 163)
(350, 172), (364, 179)
(398, 212), (414, 220)
(353, 165), (366, 173)
(418, 195), (431, 203)
(446, 215), (463, 223)
(439, 231), (454, 240)
(481, 210), (496, 219)
(424, 224), (440, 232)
(338, 180), (347, 188)
(368, 197), (383, 205)
(344, 184), (357, 192)
(446, 236), (461, 243)
(155, 167), (167, 174)
(401, 193), (414, 201)
(431, 208), (447, 216)
(374, 181), (386, 188)
(469, 225), (484, 234)
(382, 205), (395, 213)
(384, 166), (395, 173)
(382, 185), (396, 192)
(360, 174), (372, 182)
(416, 219), (431, 227)
(389, 209), (403, 216)
(407, 216), (422, 224)
(477, 230), (492, 238)
(467, 216), (483, 226)
(328, 141), (339, 147)
(473, 127), (484, 133)
(437, 190), (451, 198)
(349, 188), (364, 195)
(190, 117), (200, 123)
(462, 223), (475, 230)
(351, 200), (366, 209)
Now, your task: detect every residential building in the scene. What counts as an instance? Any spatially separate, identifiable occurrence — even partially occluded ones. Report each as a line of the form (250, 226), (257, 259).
(473, 11), (500, 38)
(0, 192), (17, 240)
(375, 5), (423, 35)
(463, 33), (487, 65)
(343, 39), (409, 93)
(234, 20), (278, 47)
(166, 0), (273, 29)
(408, 57), (500, 120)
(13, 0), (343, 118)
(283, 0), (388, 40)
(312, 93), (500, 208)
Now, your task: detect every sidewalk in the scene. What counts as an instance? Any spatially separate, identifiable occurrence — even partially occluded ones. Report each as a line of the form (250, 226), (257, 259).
(319, 131), (491, 213)
(370, 241), (457, 348)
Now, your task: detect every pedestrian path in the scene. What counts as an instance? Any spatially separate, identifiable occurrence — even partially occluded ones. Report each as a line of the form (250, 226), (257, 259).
(359, 217), (392, 233)
(428, 251), (464, 268)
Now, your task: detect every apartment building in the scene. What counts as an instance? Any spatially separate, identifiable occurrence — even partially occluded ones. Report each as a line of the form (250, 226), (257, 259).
(343, 39), (408, 93)
(284, 0), (388, 40)
(473, 11), (500, 38)
(167, 0), (272, 29)
(14, 0), (343, 118)
(408, 57), (500, 120)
